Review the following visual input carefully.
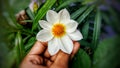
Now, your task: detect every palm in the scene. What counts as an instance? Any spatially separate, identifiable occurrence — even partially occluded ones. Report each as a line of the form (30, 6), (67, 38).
(20, 41), (80, 68)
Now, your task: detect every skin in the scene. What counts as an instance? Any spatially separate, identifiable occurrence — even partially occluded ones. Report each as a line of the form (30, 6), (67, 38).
(20, 41), (80, 68)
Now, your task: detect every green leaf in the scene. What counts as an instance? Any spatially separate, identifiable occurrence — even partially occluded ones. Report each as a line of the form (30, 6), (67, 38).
(15, 31), (25, 65)
(2, 0), (28, 29)
(21, 20), (33, 23)
(4, 49), (16, 68)
(93, 36), (120, 68)
(79, 40), (90, 46)
(81, 21), (89, 39)
(1, 43), (15, 68)
(56, 0), (82, 11)
(25, 37), (36, 53)
(71, 6), (88, 19)
(82, 0), (95, 5)
(109, 7), (120, 33)
(92, 9), (101, 50)
(26, 8), (35, 20)
(23, 35), (31, 43)
(102, 13), (111, 25)
(70, 49), (91, 68)
(8, 0), (30, 13)
(32, 0), (56, 31)
(77, 5), (94, 24)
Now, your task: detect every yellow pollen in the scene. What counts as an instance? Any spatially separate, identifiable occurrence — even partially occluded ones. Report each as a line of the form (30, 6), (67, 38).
(33, 2), (38, 12)
(52, 23), (66, 38)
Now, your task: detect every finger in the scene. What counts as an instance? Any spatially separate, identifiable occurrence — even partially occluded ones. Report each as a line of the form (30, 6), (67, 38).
(20, 61), (47, 68)
(28, 41), (47, 55)
(20, 55), (44, 68)
(44, 58), (53, 66)
(44, 49), (51, 58)
(71, 41), (80, 59)
(50, 54), (58, 62)
(27, 55), (43, 65)
(54, 51), (70, 67)
(46, 60), (53, 67)
(44, 54), (57, 66)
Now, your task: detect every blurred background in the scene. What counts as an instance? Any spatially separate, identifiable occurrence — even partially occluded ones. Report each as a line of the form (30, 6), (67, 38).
(0, 0), (120, 68)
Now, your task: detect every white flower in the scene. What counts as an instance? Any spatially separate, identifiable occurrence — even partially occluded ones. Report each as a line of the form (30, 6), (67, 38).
(36, 9), (83, 55)
(29, 0), (39, 12)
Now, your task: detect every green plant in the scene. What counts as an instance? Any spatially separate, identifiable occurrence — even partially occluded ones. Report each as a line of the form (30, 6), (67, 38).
(0, 0), (120, 68)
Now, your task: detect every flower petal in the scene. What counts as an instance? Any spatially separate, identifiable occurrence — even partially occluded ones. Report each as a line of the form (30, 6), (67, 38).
(39, 20), (52, 30)
(66, 20), (78, 33)
(60, 35), (73, 54)
(68, 30), (83, 41)
(36, 30), (53, 42)
(58, 9), (70, 24)
(29, 2), (33, 12)
(46, 10), (59, 24)
(48, 38), (60, 55)
(29, 0), (39, 12)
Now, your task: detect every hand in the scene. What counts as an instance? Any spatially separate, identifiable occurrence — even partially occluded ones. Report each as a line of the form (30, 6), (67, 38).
(20, 41), (80, 68)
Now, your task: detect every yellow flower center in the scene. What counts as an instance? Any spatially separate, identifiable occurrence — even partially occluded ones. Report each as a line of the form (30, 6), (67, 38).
(33, 2), (38, 12)
(52, 23), (66, 38)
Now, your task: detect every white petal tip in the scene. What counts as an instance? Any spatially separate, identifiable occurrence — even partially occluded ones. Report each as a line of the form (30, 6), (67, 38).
(60, 44), (73, 55)
(36, 36), (46, 42)
(78, 36), (83, 41)
(48, 49), (59, 56)
(47, 10), (55, 14)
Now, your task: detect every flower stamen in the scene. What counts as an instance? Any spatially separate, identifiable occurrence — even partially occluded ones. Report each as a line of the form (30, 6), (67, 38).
(33, 2), (38, 12)
(52, 23), (66, 38)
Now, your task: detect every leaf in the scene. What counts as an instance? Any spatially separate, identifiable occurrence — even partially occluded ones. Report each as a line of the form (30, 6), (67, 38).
(26, 8), (35, 20)
(2, 0), (29, 29)
(70, 49), (91, 68)
(81, 21), (89, 39)
(77, 5), (94, 24)
(15, 31), (25, 65)
(79, 40), (90, 46)
(21, 20), (33, 23)
(93, 36), (120, 68)
(56, 0), (82, 11)
(108, 7), (120, 33)
(8, 0), (30, 13)
(102, 12), (111, 25)
(32, 0), (56, 31)
(0, 42), (13, 68)
(71, 6), (88, 19)
(25, 37), (36, 53)
(82, 0), (95, 5)
(92, 9), (101, 50)
(4, 49), (16, 68)
(23, 35), (31, 43)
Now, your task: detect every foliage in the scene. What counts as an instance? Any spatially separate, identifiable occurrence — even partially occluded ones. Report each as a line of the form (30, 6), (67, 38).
(0, 0), (120, 68)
